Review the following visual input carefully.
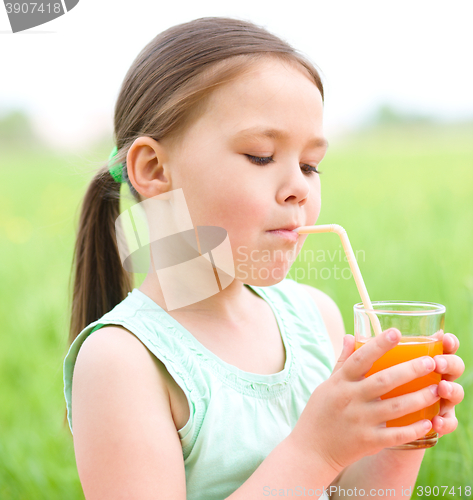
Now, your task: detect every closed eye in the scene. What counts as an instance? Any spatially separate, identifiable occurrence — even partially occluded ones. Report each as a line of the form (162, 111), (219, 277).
(244, 154), (321, 175)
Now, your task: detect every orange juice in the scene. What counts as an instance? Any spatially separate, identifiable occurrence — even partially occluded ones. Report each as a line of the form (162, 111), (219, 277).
(355, 337), (443, 433)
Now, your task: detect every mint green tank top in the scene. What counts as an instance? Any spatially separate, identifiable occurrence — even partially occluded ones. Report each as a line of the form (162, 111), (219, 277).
(63, 278), (336, 500)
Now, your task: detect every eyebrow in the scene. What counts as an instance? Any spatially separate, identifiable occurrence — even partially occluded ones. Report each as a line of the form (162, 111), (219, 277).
(233, 127), (329, 150)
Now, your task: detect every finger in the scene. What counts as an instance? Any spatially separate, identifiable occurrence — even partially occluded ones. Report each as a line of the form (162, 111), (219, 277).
(379, 418), (433, 449)
(331, 334), (355, 375)
(361, 355), (435, 400)
(374, 384), (440, 423)
(344, 328), (401, 380)
(442, 333), (459, 355)
(433, 354), (465, 381)
(438, 381), (465, 413)
(432, 409), (458, 437)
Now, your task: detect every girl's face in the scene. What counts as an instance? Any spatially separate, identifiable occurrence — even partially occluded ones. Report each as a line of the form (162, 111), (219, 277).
(162, 57), (327, 286)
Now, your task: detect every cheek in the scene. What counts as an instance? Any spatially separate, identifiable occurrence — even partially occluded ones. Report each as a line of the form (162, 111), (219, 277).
(179, 169), (267, 234)
(212, 192), (268, 234)
(306, 179), (322, 225)
(308, 198), (321, 225)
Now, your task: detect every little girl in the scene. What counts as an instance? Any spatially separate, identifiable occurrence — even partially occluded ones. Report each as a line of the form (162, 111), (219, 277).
(63, 16), (464, 500)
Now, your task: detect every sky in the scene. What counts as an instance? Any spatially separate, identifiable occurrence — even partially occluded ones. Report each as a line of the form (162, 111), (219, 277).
(0, 0), (472, 152)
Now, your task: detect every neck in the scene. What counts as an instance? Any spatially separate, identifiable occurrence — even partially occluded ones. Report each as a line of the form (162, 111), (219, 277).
(138, 252), (259, 325)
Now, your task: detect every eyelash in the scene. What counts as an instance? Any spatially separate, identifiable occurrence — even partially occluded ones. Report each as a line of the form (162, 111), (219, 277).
(244, 154), (321, 175)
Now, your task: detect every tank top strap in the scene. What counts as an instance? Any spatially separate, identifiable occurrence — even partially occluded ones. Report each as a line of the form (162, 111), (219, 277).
(250, 278), (336, 373)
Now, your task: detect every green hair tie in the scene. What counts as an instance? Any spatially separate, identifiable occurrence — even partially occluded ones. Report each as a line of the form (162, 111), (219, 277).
(108, 146), (125, 183)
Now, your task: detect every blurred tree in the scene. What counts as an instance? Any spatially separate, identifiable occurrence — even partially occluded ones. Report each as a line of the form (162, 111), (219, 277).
(0, 109), (43, 149)
(372, 104), (434, 125)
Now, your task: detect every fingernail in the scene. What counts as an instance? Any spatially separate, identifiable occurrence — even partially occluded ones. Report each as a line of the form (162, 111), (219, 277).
(436, 357), (447, 372)
(437, 417), (444, 429)
(429, 384), (439, 397)
(423, 357), (434, 370)
(386, 329), (398, 342)
(423, 420), (432, 431)
(444, 381), (452, 395)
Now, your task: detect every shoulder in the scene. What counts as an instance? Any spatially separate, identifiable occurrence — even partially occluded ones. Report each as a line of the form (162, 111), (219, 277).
(75, 325), (170, 396)
(71, 326), (186, 498)
(296, 283), (345, 360)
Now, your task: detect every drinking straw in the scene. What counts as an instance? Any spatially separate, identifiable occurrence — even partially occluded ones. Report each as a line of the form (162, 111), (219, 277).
(294, 224), (383, 337)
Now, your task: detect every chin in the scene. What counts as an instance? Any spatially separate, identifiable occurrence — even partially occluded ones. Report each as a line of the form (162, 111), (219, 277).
(241, 264), (292, 287)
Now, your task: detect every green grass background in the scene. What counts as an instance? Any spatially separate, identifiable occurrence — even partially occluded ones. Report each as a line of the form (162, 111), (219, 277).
(0, 122), (471, 498)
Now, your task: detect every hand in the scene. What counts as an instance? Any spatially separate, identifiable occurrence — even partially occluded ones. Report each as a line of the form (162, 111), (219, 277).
(431, 333), (465, 437)
(289, 328), (440, 473)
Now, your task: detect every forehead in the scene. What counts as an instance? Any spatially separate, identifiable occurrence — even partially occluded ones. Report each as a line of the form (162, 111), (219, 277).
(198, 58), (324, 135)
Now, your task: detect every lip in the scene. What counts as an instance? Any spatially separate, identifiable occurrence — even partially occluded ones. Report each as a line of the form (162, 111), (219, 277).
(266, 226), (300, 243)
(267, 224), (301, 232)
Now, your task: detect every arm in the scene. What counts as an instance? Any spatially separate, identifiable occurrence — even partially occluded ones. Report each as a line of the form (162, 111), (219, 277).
(330, 331), (464, 499)
(300, 284), (425, 497)
(300, 284), (465, 500)
(226, 436), (340, 499)
(71, 326), (187, 500)
(329, 448), (424, 499)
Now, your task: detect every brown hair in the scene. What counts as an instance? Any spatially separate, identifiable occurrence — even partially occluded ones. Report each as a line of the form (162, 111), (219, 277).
(65, 16), (324, 423)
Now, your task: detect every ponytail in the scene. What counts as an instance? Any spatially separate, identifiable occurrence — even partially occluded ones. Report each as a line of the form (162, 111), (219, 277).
(68, 167), (133, 347)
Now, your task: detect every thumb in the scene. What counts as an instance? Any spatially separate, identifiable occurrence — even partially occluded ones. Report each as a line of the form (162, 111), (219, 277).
(331, 334), (355, 375)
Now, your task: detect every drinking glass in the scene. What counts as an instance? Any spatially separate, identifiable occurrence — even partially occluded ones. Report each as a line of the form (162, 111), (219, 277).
(354, 301), (445, 449)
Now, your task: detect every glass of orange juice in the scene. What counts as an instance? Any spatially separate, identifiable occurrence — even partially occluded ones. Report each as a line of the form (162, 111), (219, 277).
(354, 301), (445, 450)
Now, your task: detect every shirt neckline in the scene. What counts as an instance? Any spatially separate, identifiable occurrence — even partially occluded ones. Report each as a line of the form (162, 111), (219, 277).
(131, 283), (293, 385)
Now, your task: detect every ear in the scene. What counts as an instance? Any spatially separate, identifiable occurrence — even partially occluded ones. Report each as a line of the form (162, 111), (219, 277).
(126, 136), (172, 199)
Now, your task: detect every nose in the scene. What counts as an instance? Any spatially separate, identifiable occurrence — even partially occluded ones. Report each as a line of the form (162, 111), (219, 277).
(276, 160), (312, 205)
